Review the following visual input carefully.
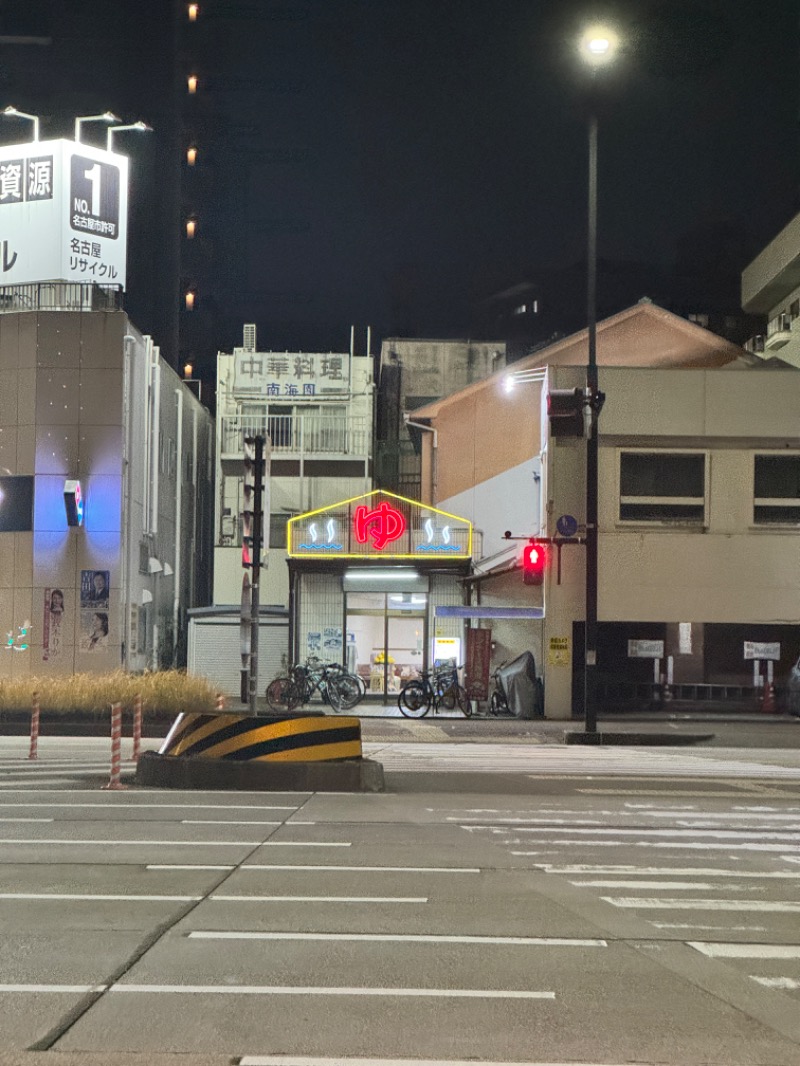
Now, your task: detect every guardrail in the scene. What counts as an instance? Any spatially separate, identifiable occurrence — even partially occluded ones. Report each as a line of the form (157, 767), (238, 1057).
(221, 414), (370, 457)
(0, 282), (123, 313)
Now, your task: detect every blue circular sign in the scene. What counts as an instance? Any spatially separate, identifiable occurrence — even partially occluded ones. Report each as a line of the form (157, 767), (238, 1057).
(556, 514), (578, 538)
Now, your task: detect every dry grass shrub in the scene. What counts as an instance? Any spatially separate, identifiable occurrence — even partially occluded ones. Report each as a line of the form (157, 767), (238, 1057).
(0, 670), (218, 717)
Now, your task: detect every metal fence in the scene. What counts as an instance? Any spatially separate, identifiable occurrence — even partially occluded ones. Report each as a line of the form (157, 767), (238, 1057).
(221, 414), (371, 457)
(0, 282), (123, 313)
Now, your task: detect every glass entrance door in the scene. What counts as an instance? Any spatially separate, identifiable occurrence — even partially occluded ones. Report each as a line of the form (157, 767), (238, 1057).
(345, 591), (427, 698)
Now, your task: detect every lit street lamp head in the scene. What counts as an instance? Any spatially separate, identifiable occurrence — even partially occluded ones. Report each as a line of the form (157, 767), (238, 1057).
(579, 25), (620, 67)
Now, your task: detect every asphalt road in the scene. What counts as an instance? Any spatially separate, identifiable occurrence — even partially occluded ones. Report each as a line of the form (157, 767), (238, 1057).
(1, 734), (800, 1066)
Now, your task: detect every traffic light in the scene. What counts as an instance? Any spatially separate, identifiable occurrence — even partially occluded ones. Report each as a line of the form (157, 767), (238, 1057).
(547, 387), (585, 438)
(241, 435), (266, 570)
(522, 540), (547, 585)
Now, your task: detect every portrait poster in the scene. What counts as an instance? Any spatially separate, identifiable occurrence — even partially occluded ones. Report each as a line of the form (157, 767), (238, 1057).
(79, 569), (110, 653)
(42, 587), (65, 661)
(80, 569), (110, 609)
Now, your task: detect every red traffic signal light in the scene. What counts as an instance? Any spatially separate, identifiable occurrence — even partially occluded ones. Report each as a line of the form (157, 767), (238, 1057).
(522, 541), (546, 585)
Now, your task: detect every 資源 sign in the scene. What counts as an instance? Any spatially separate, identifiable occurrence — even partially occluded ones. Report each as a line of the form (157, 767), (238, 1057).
(0, 139), (128, 288)
(288, 490), (472, 559)
(233, 350), (350, 397)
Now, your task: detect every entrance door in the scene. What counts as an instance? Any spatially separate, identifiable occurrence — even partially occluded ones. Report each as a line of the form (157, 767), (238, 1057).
(345, 591), (427, 698)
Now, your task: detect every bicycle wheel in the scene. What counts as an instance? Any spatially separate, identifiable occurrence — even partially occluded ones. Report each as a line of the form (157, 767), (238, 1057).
(398, 681), (431, 718)
(266, 676), (302, 713)
(454, 684), (472, 717)
(438, 683), (457, 710)
(327, 673), (363, 711)
(489, 690), (509, 716)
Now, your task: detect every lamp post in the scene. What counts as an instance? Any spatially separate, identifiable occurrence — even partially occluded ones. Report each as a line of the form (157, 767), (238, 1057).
(107, 121), (152, 152)
(579, 25), (618, 735)
(74, 112), (119, 143)
(1, 106), (40, 141)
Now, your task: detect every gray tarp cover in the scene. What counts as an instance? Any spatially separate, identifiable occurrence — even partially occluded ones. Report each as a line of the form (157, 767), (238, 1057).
(496, 651), (544, 718)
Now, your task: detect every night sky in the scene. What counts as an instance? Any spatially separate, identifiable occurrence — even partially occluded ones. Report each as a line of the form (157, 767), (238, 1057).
(4, 0), (800, 364)
(197, 0), (799, 358)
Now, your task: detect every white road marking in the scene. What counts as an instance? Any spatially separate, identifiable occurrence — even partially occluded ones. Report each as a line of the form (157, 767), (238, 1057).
(189, 932), (606, 946)
(509, 827), (800, 841)
(689, 943), (800, 959)
(210, 895), (427, 904)
(651, 923), (767, 931)
(241, 865), (481, 874)
(0, 838), (348, 848)
(109, 985), (555, 999)
(571, 880), (729, 890)
(0, 893), (200, 902)
(752, 977), (800, 989)
(0, 984), (107, 993)
(535, 865), (800, 878)
(0, 802), (299, 810)
(603, 897), (800, 912)
(517, 841), (800, 853)
(0, 818), (53, 823)
(240, 1059), (623, 1066)
(181, 820), (283, 826)
(147, 865), (234, 871)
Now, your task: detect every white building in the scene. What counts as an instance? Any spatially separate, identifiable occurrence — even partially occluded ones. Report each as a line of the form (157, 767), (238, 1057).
(742, 210), (800, 368)
(214, 325), (374, 609)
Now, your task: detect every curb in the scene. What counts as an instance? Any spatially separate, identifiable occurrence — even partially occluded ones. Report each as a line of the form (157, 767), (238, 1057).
(564, 731), (715, 746)
(135, 749), (385, 792)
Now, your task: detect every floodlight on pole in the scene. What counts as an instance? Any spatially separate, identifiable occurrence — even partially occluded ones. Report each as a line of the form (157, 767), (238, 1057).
(74, 112), (119, 143)
(107, 121), (152, 152)
(2, 106), (40, 141)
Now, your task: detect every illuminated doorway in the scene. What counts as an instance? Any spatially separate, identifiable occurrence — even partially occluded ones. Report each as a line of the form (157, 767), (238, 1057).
(345, 591), (427, 697)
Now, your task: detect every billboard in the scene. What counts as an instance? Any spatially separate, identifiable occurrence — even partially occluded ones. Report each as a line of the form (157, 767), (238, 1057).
(0, 138), (128, 288)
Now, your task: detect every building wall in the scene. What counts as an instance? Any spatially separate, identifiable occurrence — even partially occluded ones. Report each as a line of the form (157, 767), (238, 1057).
(0, 309), (212, 679)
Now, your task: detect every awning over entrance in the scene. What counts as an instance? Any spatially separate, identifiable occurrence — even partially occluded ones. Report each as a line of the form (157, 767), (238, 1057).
(436, 606), (544, 619)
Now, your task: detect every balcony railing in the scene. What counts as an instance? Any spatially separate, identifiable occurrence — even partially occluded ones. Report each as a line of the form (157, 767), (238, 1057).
(0, 282), (123, 313)
(221, 414), (371, 457)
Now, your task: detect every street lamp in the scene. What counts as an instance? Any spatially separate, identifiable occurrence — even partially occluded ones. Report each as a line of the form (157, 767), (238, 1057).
(579, 24), (619, 735)
(106, 120), (152, 152)
(1, 106), (40, 141)
(74, 112), (119, 143)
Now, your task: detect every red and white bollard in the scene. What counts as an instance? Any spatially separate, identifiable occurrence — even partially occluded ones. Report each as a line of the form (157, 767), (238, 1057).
(215, 693), (225, 712)
(28, 691), (40, 761)
(131, 693), (142, 762)
(103, 702), (125, 790)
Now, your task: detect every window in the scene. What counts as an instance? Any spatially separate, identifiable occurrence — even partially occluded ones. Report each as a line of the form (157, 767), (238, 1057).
(0, 476), (33, 531)
(269, 513), (287, 549)
(753, 455), (800, 525)
(619, 452), (706, 524)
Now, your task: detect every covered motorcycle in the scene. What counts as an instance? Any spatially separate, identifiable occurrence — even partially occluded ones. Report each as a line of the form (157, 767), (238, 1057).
(496, 651), (544, 719)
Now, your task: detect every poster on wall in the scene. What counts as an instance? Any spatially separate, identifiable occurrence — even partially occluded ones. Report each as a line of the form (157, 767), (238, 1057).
(323, 627), (343, 654)
(306, 631), (321, 655)
(42, 588), (65, 661)
(79, 569), (110, 653)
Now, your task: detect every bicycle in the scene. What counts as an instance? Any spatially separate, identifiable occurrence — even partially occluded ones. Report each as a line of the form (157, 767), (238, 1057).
(397, 664), (471, 719)
(488, 661), (513, 716)
(266, 657), (364, 713)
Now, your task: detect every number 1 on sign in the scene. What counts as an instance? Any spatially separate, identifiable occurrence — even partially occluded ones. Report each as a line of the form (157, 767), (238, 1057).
(83, 163), (101, 215)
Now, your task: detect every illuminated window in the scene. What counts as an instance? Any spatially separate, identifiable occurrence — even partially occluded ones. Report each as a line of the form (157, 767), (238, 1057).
(187, 74), (198, 94)
(188, 3), (199, 20)
(185, 218), (196, 238)
(753, 454), (800, 525)
(186, 145), (197, 166)
(185, 290), (196, 311)
(184, 362), (193, 378)
(619, 451), (706, 524)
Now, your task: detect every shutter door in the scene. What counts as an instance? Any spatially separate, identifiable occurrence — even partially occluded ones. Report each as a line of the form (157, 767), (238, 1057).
(188, 618), (289, 697)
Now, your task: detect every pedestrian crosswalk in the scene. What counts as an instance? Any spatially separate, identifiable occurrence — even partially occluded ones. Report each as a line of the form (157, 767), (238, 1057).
(451, 799), (800, 1002)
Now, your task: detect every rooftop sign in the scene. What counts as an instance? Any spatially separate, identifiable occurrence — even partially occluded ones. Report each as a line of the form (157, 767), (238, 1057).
(0, 138), (128, 288)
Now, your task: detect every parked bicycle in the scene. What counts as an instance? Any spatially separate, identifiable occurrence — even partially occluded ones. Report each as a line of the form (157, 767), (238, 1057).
(266, 657), (364, 713)
(488, 661), (513, 716)
(397, 664), (471, 719)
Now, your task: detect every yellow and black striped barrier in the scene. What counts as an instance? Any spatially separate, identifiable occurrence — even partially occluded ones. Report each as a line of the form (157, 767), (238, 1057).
(159, 712), (362, 763)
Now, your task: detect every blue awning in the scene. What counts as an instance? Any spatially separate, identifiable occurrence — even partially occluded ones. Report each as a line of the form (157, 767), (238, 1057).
(435, 606), (544, 619)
